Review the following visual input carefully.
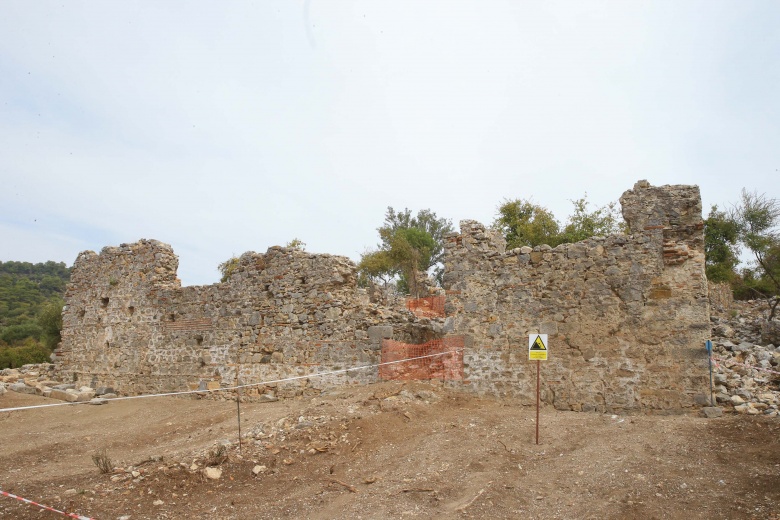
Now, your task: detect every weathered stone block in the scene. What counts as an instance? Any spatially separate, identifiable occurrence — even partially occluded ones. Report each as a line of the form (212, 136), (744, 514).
(368, 326), (393, 343)
(539, 322), (559, 335)
(761, 320), (780, 346)
(51, 389), (79, 402)
(10, 383), (36, 394)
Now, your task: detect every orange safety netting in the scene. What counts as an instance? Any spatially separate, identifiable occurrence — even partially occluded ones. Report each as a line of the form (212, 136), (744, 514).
(379, 336), (464, 381)
(406, 295), (446, 318)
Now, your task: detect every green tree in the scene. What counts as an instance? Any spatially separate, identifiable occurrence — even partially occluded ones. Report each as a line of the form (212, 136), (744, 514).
(38, 297), (64, 349)
(359, 209), (444, 296)
(704, 205), (741, 283)
(379, 207), (453, 283)
(560, 195), (623, 243)
(386, 227), (437, 297)
(358, 227), (437, 297)
(379, 208), (453, 266)
(495, 195), (626, 250)
(493, 199), (562, 249)
(730, 189), (780, 319)
(38, 275), (66, 295)
(357, 249), (396, 288)
(217, 257), (240, 283)
(0, 260), (70, 355)
(0, 338), (51, 369)
(0, 322), (43, 344)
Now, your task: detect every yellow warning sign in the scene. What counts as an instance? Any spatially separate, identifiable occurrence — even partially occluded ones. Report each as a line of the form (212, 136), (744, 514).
(529, 334), (548, 361)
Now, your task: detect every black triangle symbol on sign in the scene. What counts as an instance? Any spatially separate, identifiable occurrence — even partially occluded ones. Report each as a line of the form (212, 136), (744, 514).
(531, 335), (546, 350)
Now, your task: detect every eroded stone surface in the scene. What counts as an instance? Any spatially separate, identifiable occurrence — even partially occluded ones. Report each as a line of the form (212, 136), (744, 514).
(53, 181), (714, 413)
(442, 181), (709, 412)
(56, 241), (423, 398)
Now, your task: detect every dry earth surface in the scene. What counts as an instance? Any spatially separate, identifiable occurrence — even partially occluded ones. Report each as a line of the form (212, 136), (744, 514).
(1, 382), (779, 520)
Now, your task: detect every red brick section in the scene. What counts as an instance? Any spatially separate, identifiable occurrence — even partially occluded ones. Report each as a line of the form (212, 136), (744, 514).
(379, 336), (464, 381)
(405, 296), (446, 318)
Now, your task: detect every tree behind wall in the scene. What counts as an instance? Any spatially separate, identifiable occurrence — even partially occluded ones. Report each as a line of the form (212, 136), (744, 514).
(359, 207), (452, 295)
(379, 207), (453, 285)
(493, 194), (623, 249)
(730, 189), (780, 319)
(493, 199), (562, 249)
(704, 205), (741, 283)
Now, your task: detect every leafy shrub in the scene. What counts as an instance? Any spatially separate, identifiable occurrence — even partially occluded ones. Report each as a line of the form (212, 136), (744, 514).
(0, 339), (51, 369)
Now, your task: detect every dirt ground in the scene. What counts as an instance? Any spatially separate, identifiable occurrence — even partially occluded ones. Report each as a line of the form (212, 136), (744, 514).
(1, 382), (778, 520)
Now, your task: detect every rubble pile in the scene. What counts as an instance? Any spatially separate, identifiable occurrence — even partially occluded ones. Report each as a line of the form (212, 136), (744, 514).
(0, 363), (116, 405)
(709, 300), (780, 418)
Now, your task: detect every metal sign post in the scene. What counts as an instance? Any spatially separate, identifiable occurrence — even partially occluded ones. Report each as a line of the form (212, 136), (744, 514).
(536, 359), (540, 444)
(706, 340), (714, 406)
(236, 379), (243, 456)
(529, 334), (548, 445)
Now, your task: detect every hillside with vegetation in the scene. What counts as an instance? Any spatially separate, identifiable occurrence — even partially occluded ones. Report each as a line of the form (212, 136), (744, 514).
(0, 260), (71, 369)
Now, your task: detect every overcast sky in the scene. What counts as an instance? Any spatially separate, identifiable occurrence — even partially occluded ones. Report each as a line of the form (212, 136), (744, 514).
(1, 1), (777, 285)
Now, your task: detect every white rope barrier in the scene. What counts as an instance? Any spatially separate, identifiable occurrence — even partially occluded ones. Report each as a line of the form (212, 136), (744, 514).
(0, 348), (463, 413)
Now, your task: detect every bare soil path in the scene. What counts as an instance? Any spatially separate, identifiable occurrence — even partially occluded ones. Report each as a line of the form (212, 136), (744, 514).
(1, 382), (778, 519)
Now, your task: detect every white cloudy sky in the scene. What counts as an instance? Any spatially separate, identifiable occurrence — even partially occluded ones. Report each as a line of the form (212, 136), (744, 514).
(1, 1), (777, 285)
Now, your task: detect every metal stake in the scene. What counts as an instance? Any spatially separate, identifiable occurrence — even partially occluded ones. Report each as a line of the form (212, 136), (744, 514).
(236, 388), (243, 455)
(706, 340), (714, 406)
(536, 359), (540, 445)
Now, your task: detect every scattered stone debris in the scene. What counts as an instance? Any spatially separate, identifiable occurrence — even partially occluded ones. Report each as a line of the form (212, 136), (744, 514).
(701, 407), (723, 419)
(0, 364), (118, 406)
(710, 300), (779, 418)
(203, 467), (222, 480)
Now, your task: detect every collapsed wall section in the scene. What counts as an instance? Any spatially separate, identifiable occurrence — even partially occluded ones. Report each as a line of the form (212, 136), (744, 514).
(57, 242), (423, 397)
(442, 181), (710, 412)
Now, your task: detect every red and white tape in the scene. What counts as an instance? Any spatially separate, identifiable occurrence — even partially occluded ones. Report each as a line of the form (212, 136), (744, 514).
(712, 355), (780, 377)
(0, 489), (95, 520)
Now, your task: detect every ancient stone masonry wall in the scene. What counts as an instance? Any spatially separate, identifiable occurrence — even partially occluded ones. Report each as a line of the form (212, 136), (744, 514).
(708, 282), (734, 313)
(57, 242), (431, 397)
(58, 180), (711, 413)
(442, 181), (710, 413)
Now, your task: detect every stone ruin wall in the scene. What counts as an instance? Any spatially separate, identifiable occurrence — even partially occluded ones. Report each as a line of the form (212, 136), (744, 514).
(57, 244), (436, 398)
(57, 180), (711, 412)
(708, 282), (734, 313)
(442, 180), (710, 412)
